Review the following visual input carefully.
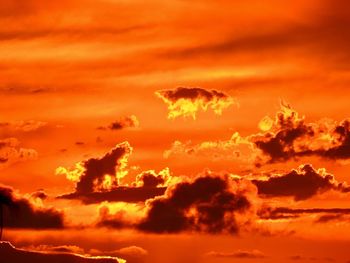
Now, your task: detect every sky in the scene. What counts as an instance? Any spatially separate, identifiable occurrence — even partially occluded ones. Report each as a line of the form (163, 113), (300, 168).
(1, 0), (350, 262)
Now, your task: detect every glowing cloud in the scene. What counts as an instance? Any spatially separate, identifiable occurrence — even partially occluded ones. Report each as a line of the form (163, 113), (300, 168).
(164, 102), (350, 165)
(155, 87), (237, 119)
(56, 142), (132, 193)
(0, 242), (125, 263)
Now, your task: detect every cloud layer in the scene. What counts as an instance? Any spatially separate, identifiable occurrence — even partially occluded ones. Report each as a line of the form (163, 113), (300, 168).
(0, 242), (124, 263)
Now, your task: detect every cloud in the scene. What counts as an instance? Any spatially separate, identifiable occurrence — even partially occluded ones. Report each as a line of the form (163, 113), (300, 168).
(0, 120), (47, 132)
(96, 206), (136, 229)
(252, 164), (350, 201)
(99, 115), (139, 130)
(24, 244), (85, 254)
(259, 207), (350, 220)
(205, 249), (266, 259)
(163, 132), (260, 164)
(30, 189), (48, 200)
(155, 87), (237, 119)
(133, 168), (172, 188)
(164, 102), (350, 165)
(289, 255), (334, 261)
(56, 142), (132, 193)
(94, 174), (257, 234)
(111, 246), (148, 258)
(157, 0), (350, 68)
(251, 102), (350, 163)
(0, 138), (38, 167)
(0, 184), (64, 229)
(58, 186), (167, 204)
(0, 242), (124, 263)
(315, 214), (349, 223)
(89, 246), (148, 262)
(137, 174), (254, 234)
(57, 145), (176, 204)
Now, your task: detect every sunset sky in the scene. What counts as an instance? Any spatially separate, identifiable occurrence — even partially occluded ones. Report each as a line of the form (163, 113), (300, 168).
(1, 1), (350, 262)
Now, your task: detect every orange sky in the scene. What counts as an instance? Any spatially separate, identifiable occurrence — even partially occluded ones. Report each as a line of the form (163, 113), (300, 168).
(1, 1), (350, 263)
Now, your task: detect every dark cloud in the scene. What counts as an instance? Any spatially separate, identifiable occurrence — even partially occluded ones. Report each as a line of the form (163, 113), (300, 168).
(98, 115), (139, 131)
(138, 173), (164, 188)
(252, 164), (350, 201)
(157, 87), (228, 102)
(0, 185), (64, 229)
(74, 142), (131, 193)
(0, 157), (8, 163)
(205, 249), (266, 259)
(134, 170), (170, 188)
(315, 214), (348, 223)
(58, 186), (166, 204)
(0, 242), (123, 263)
(137, 175), (252, 234)
(58, 144), (171, 203)
(253, 104), (350, 163)
(289, 255), (334, 262)
(164, 103), (350, 165)
(109, 115), (139, 130)
(321, 120), (350, 159)
(30, 189), (48, 200)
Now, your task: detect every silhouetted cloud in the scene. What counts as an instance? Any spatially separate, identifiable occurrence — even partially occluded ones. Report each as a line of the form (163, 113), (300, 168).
(252, 103), (350, 163)
(137, 175), (253, 234)
(0, 185), (64, 229)
(30, 189), (48, 200)
(155, 87), (237, 119)
(56, 142), (132, 193)
(0, 242), (124, 263)
(252, 164), (350, 200)
(109, 115), (139, 130)
(58, 145), (174, 203)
